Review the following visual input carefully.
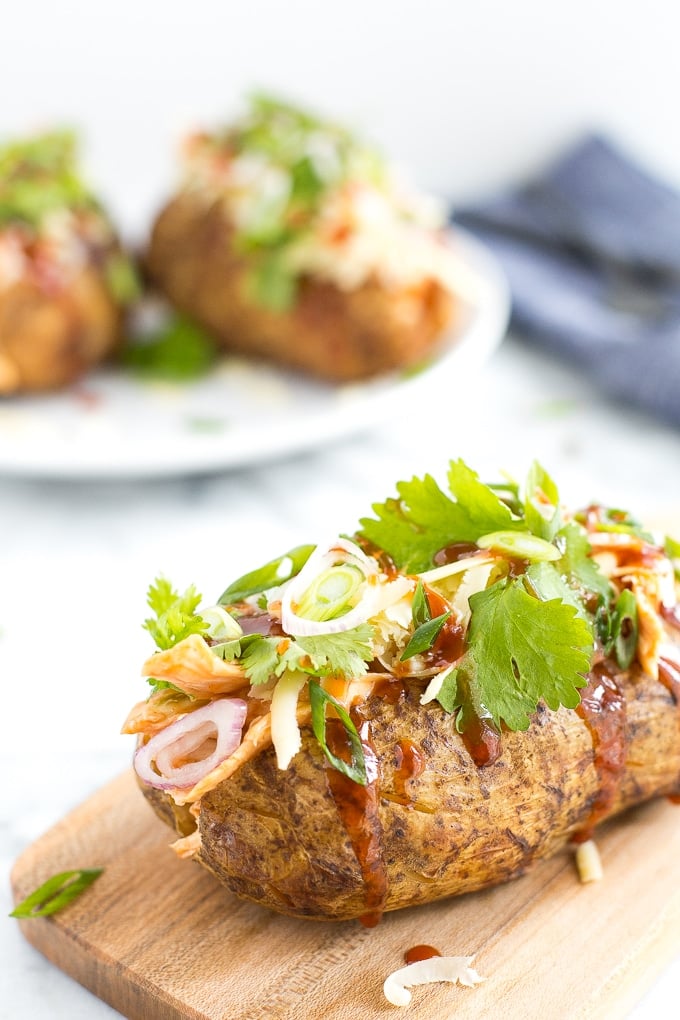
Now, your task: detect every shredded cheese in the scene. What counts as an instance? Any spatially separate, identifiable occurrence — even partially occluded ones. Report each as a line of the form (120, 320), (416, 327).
(383, 956), (485, 1007)
(270, 670), (308, 769)
(575, 839), (603, 884)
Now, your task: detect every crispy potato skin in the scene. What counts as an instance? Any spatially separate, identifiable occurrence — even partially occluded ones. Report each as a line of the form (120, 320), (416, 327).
(142, 667), (680, 922)
(0, 266), (121, 394)
(146, 194), (456, 382)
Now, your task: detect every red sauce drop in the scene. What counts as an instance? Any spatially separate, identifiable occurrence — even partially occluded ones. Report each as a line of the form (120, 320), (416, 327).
(462, 712), (502, 767)
(421, 586), (466, 669)
(658, 657), (680, 704)
(433, 541), (480, 566)
(235, 610), (284, 637)
(573, 661), (627, 843)
(393, 739), (426, 807)
(372, 677), (407, 704)
(326, 716), (387, 928)
(353, 536), (399, 578)
(668, 794), (680, 805)
(404, 944), (442, 965)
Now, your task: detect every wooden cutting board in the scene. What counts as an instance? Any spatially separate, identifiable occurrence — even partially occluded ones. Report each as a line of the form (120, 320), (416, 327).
(11, 770), (680, 1020)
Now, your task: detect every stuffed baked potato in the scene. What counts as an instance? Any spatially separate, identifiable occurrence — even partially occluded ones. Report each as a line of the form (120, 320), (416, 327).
(124, 459), (680, 923)
(146, 95), (473, 382)
(0, 131), (137, 393)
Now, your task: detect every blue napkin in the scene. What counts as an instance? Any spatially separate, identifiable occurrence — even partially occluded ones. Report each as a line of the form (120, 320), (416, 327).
(454, 135), (680, 427)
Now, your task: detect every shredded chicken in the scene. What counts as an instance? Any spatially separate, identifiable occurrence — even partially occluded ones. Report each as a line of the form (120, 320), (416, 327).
(121, 688), (209, 736)
(170, 830), (201, 859)
(142, 634), (246, 697)
(630, 578), (666, 681)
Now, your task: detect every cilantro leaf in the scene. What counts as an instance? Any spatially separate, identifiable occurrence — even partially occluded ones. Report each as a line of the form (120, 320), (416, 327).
(358, 461), (519, 573)
(446, 459), (520, 536)
(556, 523), (612, 602)
(296, 626), (374, 678)
(444, 578), (592, 731)
(247, 254), (297, 312)
(240, 636), (280, 685)
(0, 131), (97, 230)
(359, 475), (462, 573)
(123, 316), (217, 381)
(240, 626), (374, 686)
(524, 561), (590, 623)
(524, 461), (561, 541)
(144, 577), (208, 650)
(146, 677), (184, 695)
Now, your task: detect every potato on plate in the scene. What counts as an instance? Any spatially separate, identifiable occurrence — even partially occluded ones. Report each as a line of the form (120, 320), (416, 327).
(0, 131), (137, 393)
(146, 95), (475, 382)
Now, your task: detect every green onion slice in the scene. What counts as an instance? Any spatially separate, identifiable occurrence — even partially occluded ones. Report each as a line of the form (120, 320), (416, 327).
(400, 611), (451, 661)
(10, 868), (103, 919)
(219, 545), (315, 605)
(295, 563), (364, 622)
(477, 530), (560, 562)
(612, 589), (639, 670)
(309, 680), (367, 785)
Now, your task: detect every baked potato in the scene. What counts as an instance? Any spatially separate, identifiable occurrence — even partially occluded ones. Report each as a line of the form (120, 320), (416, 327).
(0, 131), (137, 393)
(124, 459), (680, 923)
(146, 95), (470, 382)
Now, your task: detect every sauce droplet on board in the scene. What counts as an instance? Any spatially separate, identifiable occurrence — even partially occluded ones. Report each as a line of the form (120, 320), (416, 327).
(573, 660), (627, 843)
(404, 944), (442, 965)
(326, 716), (387, 928)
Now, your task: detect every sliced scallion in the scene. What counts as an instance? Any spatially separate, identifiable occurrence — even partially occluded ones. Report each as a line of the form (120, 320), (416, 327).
(10, 869), (103, 919)
(309, 680), (367, 785)
(477, 530), (560, 563)
(295, 563), (364, 622)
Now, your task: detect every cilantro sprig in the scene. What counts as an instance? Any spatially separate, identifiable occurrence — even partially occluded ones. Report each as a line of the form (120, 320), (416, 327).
(240, 625), (374, 686)
(144, 577), (208, 651)
(359, 460), (523, 573)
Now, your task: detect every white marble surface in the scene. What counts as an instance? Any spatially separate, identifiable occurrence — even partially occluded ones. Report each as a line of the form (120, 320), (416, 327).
(2, 337), (680, 1018)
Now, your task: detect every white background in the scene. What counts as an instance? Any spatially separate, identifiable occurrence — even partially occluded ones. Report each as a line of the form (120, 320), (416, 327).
(3, 0), (680, 235)
(3, 3), (680, 1016)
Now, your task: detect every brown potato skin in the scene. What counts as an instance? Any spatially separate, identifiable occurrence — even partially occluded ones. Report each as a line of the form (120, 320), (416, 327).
(146, 193), (456, 382)
(142, 665), (680, 922)
(0, 266), (122, 394)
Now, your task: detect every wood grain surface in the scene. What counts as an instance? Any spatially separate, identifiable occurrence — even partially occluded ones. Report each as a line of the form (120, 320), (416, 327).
(10, 770), (680, 1020)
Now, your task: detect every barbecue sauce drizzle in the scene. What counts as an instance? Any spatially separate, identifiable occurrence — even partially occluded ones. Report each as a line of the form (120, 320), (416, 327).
(326, 715), (387, 927)
(573, 659), (627, 843)
(393, 739), (426, 807)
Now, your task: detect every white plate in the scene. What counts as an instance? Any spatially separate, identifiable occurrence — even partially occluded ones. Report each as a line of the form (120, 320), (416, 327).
(0, 232), (509, 479)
